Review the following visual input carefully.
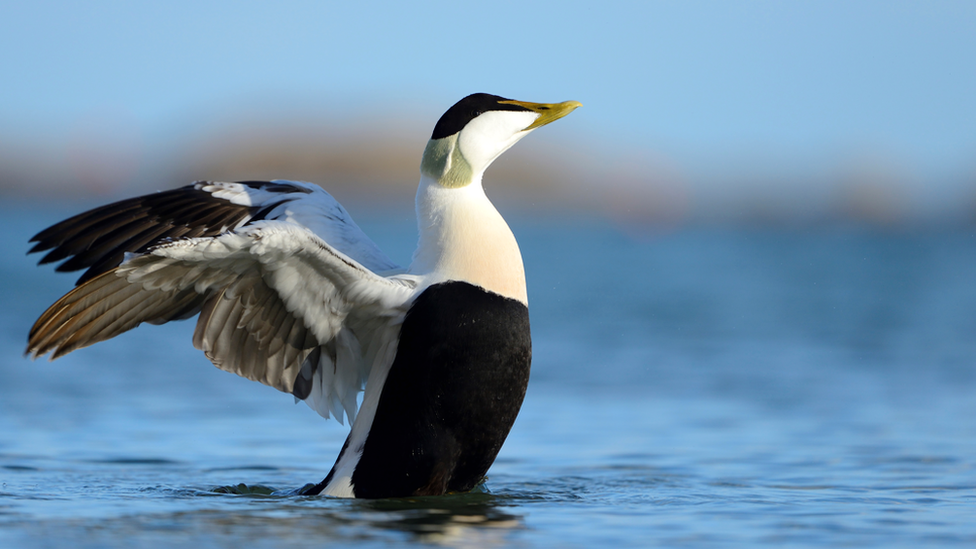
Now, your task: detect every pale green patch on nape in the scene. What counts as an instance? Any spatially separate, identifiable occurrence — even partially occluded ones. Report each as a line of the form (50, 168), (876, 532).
(420, 135), (473, 188)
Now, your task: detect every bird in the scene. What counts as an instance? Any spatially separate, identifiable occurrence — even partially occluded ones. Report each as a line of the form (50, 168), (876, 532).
(26, 93), (581, 498)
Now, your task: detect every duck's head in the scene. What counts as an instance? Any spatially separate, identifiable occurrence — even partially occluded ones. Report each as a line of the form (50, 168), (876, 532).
(420, 93), (581, 188)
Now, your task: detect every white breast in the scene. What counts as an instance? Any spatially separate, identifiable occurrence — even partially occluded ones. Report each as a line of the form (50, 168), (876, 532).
(410, 175), (527, 305)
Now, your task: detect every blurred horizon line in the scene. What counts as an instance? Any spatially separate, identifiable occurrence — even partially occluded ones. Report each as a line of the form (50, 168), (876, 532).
(2, 113), (975, 229)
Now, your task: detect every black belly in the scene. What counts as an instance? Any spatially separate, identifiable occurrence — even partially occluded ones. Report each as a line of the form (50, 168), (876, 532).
(350, 281), (532, 498)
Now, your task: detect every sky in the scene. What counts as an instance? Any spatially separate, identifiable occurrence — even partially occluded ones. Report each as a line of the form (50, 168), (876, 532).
(2, 1), (975, 219)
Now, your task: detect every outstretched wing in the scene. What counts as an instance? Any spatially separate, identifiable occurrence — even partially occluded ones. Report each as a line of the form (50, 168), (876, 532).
(28, 180), (399, 285)
(27, 182), (415, 423)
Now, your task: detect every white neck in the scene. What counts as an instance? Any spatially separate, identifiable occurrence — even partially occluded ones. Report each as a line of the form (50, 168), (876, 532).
(409, 174), (527, 305)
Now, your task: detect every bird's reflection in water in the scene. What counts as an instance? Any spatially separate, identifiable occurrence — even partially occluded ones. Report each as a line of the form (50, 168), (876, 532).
(356, 491), (524, 544)
(198, 483), (524, 545)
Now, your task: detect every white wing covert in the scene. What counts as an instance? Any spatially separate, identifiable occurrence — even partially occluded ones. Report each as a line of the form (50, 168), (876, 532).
(197, 181), (399, 274)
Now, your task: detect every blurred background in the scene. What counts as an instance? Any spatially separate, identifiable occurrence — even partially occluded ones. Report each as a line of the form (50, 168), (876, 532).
(3, 2), (976, 546)
(2, 1), (974, 227)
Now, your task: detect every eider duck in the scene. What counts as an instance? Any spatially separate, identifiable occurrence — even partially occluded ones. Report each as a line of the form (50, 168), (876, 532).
(26, 93), (581, 498)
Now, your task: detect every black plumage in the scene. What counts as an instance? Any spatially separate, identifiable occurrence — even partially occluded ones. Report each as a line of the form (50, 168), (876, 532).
(303, 281), (531, 498)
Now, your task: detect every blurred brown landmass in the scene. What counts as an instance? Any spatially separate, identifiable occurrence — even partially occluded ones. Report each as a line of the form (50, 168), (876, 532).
(2, 116), (975, 229)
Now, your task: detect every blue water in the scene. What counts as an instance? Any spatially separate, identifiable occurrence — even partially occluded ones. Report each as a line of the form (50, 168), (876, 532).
(2, 204), (975, 547)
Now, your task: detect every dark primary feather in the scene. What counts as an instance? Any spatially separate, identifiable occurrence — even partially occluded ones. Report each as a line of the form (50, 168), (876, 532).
(27, 267), (206, 360)
(28, 181), (306, 285)
(27, 243), (321, 397)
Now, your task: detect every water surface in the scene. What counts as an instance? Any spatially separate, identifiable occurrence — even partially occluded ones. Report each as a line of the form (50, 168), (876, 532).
(2, 204), (975, 547)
